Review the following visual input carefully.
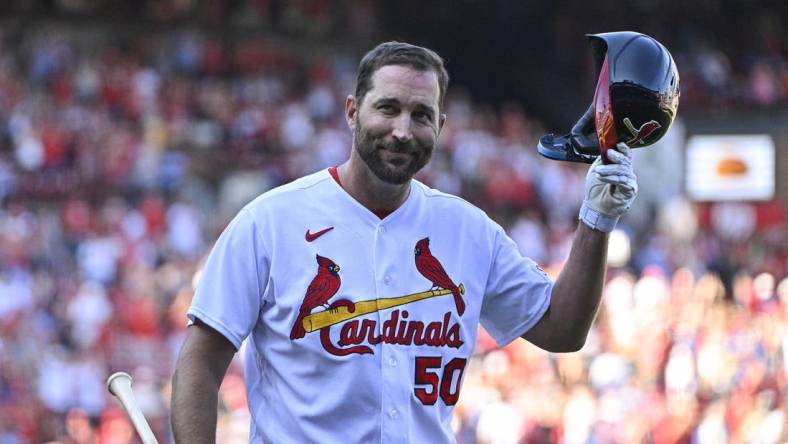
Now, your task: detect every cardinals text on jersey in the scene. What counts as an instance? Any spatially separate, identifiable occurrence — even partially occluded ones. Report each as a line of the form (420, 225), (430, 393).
(289, 238), (466, 356)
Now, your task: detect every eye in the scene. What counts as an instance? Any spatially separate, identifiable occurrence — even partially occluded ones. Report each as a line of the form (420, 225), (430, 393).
(413, 110), (435, 125)
(414, 112), (429, 121)
(378, 104), (397, 114)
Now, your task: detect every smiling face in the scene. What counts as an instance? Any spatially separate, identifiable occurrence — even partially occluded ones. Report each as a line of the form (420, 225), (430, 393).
(347, 64), (445, 185)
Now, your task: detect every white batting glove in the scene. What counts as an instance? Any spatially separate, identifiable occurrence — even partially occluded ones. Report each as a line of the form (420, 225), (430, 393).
(579, 142), (638, 232)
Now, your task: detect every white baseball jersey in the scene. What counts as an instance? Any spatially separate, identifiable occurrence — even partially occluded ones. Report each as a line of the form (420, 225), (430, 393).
(188, 168), (553, 443)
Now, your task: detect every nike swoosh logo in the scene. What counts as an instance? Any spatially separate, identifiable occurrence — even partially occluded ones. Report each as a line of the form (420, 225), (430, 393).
(305, 227), (334, 242)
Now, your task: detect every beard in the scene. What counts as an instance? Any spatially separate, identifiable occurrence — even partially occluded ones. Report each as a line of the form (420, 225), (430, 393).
(353, 117), (434, 185)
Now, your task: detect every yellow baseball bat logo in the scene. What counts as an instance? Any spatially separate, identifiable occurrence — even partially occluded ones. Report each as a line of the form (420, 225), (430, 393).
(303, 284), (465, 333)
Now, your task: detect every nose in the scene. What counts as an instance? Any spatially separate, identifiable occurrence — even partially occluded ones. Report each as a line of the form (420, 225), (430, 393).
(391, 115), (413, 143)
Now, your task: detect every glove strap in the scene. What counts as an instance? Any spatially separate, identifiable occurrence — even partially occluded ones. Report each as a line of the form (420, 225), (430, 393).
(579, 202), (619, 232)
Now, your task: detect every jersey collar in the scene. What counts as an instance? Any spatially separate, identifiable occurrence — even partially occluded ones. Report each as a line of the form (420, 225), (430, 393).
(324, 168), (418, 228)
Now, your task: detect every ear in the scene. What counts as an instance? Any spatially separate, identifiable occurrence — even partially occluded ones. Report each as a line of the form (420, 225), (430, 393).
(345, 95), (358, 131)
(437, 113), (447, 135)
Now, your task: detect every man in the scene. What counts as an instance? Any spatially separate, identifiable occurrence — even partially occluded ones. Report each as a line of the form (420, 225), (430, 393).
(171, 41), (637, 443)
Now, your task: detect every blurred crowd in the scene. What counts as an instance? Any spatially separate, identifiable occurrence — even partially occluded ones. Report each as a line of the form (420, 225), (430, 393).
(670, 10), (788, 111)
(0, 2), (787, 443)
(457, 269), (788, 444)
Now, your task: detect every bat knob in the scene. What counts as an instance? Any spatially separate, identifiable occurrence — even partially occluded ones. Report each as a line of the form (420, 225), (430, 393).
(107, 371), (133, 396)
(458, 284), (465, 295)
(106, 371), (159, 444)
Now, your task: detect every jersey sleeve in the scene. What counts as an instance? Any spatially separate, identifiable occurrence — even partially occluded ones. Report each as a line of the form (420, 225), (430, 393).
(480, 226), (553, 347)
(187, 208), (268, 350)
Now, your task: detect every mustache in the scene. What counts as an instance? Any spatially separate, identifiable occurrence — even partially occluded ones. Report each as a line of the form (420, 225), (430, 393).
(377, 140), (419, 154)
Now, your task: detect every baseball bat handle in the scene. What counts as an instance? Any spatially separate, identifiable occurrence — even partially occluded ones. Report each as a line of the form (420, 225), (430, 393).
(107, 372), (159, 444)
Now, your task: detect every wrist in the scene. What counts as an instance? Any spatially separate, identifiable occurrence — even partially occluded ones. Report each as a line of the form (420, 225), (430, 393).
(579, 201), (619, 232)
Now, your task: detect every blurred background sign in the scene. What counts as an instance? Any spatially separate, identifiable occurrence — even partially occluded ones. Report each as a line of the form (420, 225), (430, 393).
(686, 134), (775, 201)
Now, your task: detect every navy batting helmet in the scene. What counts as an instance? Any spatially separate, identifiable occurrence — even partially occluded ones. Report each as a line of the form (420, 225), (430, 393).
(538, 31), (680, 163)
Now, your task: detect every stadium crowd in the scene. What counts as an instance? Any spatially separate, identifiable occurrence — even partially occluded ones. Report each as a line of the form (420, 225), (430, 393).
(0, 3), (787, 443)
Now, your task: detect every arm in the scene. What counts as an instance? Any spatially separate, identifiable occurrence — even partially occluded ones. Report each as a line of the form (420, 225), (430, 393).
(171, 320), (237, 443)
(522, 223), (608, 352)
(523, 142), (637, 352)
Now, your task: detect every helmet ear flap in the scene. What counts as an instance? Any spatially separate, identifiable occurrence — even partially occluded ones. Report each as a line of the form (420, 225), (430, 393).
(569, 105), (599, 155)
(535, 105), (599, 164)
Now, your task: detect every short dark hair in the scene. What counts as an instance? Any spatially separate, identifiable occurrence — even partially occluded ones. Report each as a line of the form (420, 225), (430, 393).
(355, 41), (449, 111)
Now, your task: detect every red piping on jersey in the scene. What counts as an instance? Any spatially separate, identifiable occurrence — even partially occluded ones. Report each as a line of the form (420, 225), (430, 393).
(328, 166), (342, 186)
(328, 166), (393, 219)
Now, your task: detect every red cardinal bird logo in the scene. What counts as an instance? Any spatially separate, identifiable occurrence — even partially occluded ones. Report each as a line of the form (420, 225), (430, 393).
(290, 255), (341, 339)
(623, 117), (661, 146)
(414, 237), (465, 316)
